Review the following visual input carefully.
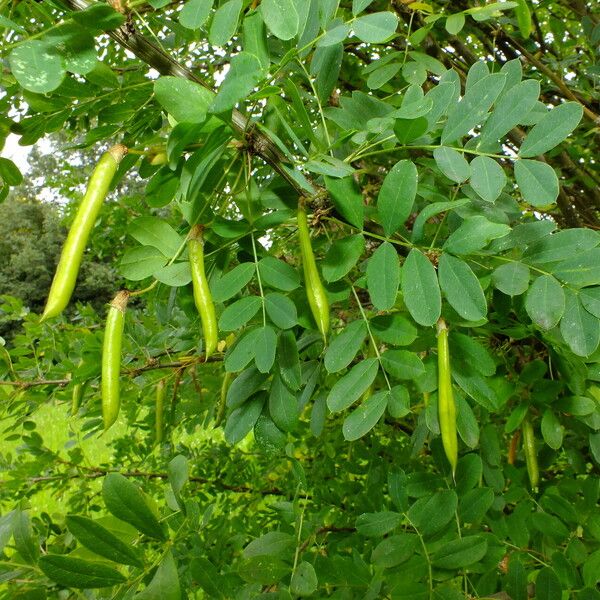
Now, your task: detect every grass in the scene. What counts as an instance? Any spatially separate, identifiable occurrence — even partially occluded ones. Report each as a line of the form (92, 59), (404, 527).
(1, 399), (124, 515)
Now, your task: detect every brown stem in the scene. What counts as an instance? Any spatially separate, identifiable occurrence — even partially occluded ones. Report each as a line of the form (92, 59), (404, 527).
(0, 379), (71, 388)
(508, 429), (521, 465)
(126, 355), (222, 376)
(60, 0), (316, 198)
(18, 467), (285, 496)
(506, 36), (598, 122)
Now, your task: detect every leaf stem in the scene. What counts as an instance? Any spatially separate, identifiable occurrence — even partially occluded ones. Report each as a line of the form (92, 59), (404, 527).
(350, 286), (392, 392)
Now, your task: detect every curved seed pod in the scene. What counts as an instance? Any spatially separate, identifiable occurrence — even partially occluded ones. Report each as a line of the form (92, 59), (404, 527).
(297, 204), (329, 339)
(71, 382), (84, 416)
(70, 359), (87, 416)
(508, 429), (521, 466)
(188, 225), (218, 359)
(522, 418), (539, 490)
(42, 144), (128, 321)
(155, 379), (166, 444)
(215, 371), (232, 427)
(437, 319), (458, 476)
(102, 291), (129, 430)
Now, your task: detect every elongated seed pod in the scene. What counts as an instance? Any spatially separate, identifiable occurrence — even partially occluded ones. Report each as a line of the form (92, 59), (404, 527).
(155, 379), (166, 444)
(297, 205), (329, 338)
(522, 418), (539, 490)
(102, 291), (129, 430)
(70, 359), (86, 416)
(508, 429), (521, 466)
(188, 225), (218, 359)
(215, 371), (232, 427)
(42, 144), (128, 321)
(71, 382), (83, 416)
(437, 319), (458, 476)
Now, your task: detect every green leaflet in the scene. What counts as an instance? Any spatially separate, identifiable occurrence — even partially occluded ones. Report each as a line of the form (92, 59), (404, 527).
(260, 0), (299, 40)
(367, 242), (400, 310)
(438, 254), (487, 321)
(441, 73), (506, 144)
(401, 249), (441, 327)
(377, 159), (418, 236)
(327, 359), (379, 413)
(525, 275), (565, 330)
(519, 102), (583, 158)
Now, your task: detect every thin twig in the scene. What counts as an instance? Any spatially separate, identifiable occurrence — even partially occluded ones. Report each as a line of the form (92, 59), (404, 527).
(10, 465), (285, 496)
(0, 354), (224, 389)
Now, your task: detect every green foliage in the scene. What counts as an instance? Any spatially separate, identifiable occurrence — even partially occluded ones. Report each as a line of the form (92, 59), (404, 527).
(1, 0), (599, 597)
(0, 196), (118, 337)
(0, 198), (63, 309)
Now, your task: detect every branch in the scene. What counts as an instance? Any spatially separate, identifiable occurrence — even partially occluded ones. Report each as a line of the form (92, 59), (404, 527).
(0, 354), (224, 389)
(530, 10), (549, 55)
(505, 36), (599, 123)
(10, 467), (285, 496)
(507, 129), (583, 228)
(0, 379), (71, 389)
(559, 151), (600, 197)
(444, 0), (598, 123)
(60, 0), (317, 199)
(125, 355), (222, 376)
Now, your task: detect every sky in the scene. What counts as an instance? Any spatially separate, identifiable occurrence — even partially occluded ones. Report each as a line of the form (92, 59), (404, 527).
(2, 134), (67, 204)
(1, 133), (52, 174)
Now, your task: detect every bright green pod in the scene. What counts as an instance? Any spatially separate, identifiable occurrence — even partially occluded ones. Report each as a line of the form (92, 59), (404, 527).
(70, 359), (86, 416)
(522, 418), (539, 490)
(297, 205), (330, 339)
(42, 144), (128, 321)
(188, 225), (218, 359)
(102, 290), (129, 430)
(437, 319), (458, 476)
(71, 382), (83, 416)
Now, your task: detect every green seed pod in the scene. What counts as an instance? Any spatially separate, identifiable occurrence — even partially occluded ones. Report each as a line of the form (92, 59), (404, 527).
(188, 225), (218, 359)
(297, 204), (329, 339)
(71, 382), (84, 416)
(42, 144), (128, 321)
(437, 319), (458, 476)
(102, 290), (129, 430)
(70, 359), (86, 416)
(522, 418), (539, 490)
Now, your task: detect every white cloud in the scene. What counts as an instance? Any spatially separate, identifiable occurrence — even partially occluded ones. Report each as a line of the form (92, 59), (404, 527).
(1, 133), (33, 173)
(1, 133), (54, 174)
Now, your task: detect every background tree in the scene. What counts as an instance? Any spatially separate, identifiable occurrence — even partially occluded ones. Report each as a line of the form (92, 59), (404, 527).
(0, 140), (142, 335)
(0, 0), (599, 598)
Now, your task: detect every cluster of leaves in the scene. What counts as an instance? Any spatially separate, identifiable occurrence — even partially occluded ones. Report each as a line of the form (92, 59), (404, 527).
(1, 0), (599, 597)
